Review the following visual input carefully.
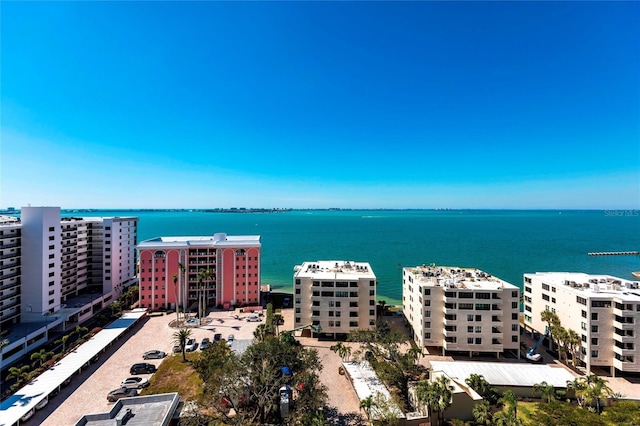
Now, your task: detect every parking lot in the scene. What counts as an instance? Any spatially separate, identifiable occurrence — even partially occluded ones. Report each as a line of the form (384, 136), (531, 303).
(35, 310), (264, 426)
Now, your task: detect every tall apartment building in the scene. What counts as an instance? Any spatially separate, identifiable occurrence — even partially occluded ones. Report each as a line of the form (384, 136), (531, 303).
(137, 233), (261, 311)
(0, 216), (21, 328)
(524, 272), (640, 376)
(293, 260), (377, 338)
(403, 265), (520, 358)
(1, 207), (138, 369)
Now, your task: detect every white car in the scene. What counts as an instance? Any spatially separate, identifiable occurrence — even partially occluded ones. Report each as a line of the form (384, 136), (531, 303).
(121, 376), (150, 389)
(246, 316), (261, 322)
(184, 338), (196, 352)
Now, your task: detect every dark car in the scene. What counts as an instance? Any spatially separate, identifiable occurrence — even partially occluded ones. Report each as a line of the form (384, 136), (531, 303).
(213, 333), (222, 342)
(200, 338), (211, 351)
(107, 387), (137, 402)
(129, 363), (156, 375)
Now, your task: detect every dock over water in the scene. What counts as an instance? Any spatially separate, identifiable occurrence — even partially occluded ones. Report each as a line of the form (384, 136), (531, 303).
(588, 251), (639, 256)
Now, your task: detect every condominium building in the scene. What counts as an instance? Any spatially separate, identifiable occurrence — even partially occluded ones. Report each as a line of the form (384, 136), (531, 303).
(1, 207), (138, 369)
(137, 233), (261, 311)
(403, 265), (520, 357)
(293, 260), (377, 338)
(523, 272), (640, 376)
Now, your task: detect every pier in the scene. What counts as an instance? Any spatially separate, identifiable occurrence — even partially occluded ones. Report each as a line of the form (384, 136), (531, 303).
(588, 251), (639, 256)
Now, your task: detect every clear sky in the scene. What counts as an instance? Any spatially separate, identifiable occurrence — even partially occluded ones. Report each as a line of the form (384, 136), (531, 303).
(1, 1), (639, 209)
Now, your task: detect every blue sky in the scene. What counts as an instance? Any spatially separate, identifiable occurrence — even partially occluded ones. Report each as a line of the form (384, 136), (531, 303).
(1, 2), (639, 209)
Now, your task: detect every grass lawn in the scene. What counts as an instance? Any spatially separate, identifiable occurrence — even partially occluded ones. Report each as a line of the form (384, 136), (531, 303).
(141, 352), (204, 403)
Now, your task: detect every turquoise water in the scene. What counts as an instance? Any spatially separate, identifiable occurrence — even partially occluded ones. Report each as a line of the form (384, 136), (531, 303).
(61, 210), (640, 306)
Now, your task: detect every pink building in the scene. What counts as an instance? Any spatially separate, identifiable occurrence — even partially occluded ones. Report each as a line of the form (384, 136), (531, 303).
(137, 233), (261, 311)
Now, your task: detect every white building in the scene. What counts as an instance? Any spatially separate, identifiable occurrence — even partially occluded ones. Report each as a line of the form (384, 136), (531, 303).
(403, 265), (520, 357)
(0, 207), (138, 370)
(524, 272), (640, 376)
(293, 260), (376, 338)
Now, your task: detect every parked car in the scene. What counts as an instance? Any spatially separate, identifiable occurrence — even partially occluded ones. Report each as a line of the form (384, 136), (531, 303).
(35, 397), (49, 410)
(143, 349), (166, 359)
(246, 316), (261, 322)
(107, 387), (137, 402)
(200, 338), (211, 351)
(184, 338), (197, 352)
(227, 334), (235, 342)
(129, 363), (156, 375)
(173, 342), (182, 353)
(121, 376), (150, 389)
(213, 333), (222, 342)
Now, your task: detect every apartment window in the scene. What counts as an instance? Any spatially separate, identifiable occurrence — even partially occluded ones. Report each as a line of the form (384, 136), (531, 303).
(551, 297), (556, 303)
(467, 337), (474, 344)
(582, 335), (587, 342)
(581, 322), (587, 331)
(592, 313), (598, 320)
(425, 311), (431, 318)
(577, 296), (587, 306)
(424, 289), (431, 296)
(525, 286), (531, 293)
(336, 302), (341, 308)
(312, 301), (320, 307)
(512, 336), (519, 342)
(512, 301), (518, 308)
(591, 350), (598, 358)
(425, 321), (431, 328)
(512, 324), (518, 331)
(312, 310), (320, 316)
(295, 317), (301, 323)
(295, 298), (301, 304)
(476, 315), (482, 321)
(48, 299), (54, 305)
(48, 263), (54, 268)
(468, 326), (474, 333)
(591, 338), (598, 345)
(295, 289), (300, 295)
(48, 290), (54, 295)
(335, 321), (341, 327)
(369, 290), (375, 296)
(512, 290), (518, 298)
(425, 332), (431, 339)
(424, 299), (431, 307)
(328, 311), (334, 317)
(328, 301), (334, 308)
(370, 281), (375, 286)
(369, 300), (375, 306)
(542, 294), (550, 301)
(475, 338), (482, 345)
(49, 226), (55, 231)
(328, 321), (334, 327)
(475, 326), (482, 333)
(581, 310), (587, 318)
(551, 287), (556, 293)
(467, 315), (474, 321)
(592, 325), (599, 333)
(512, 313), (518, 320)
(370, 310), (375, 316)
(350, 321), (358, 327)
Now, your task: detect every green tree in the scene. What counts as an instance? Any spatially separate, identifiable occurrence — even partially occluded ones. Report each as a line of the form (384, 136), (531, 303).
(7, 365), (31, 382)
(415, 375), (453, 426)
(602, 400), (640, 424)
(493, 408), (524, 426)
(31, 348), (54, 367)
(173, 328), (192, 362)
(74, 325), (88, 337)
(359, 395), (377, 425)
(472, 401), (491, 426)
(56, 334), (72, 352)
(272, 313), (284, 336)
(499, 390), (518, 418)
(566, 329), (581, 366)
(585, 374), (612, 414)
(540, 309), (560, 350)
(197, 269), (213, 320)
(533, 381), (556, 403)
(253, 324), (269, 342)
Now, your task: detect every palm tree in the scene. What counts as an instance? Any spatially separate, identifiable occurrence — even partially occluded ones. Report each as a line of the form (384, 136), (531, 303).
(533, 381), (555, 403)
(31, 348), (54, 367)
(540, 309), (559, 350)
(407, 346), (423, 365)
(567, 377), (588, 408)
(492, 409), (523, 426)
(472, 401), (491, 426)
(74, 325), (89, 337)
(56, 334), (72, 352)
(566, 329), (581, 365)
(254, 324), (269, 342)
(173, 328), (192, 362)
(416, 375), (453, 426)
(272, 313), (284, 336)
(7, 365), (31, 382)
(585, 374), (612, 413)
(359, 395), (377, 425)
(499, 390), (518, 418)
(197, 269), (213, 320)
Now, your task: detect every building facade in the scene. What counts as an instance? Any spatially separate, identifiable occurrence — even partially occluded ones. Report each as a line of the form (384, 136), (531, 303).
(523, 272), (640, 375)
(137, 233), (261, 311)
(293, 260), (377, 338)
(1, 207), (138, 369)
(403, 265), (520, 357)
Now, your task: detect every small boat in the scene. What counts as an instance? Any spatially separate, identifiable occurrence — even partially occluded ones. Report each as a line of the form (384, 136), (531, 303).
(633, 272), (640, 279)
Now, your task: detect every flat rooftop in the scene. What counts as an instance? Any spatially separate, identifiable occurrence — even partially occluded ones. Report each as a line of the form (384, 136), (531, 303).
(430, 361), (576, 388)
(74, 393), (180, 426)
(405, 265), (517, 290)
(294, 260), (375, 279)
(138, 233), (261, 248)
(527, 272), (640, 301)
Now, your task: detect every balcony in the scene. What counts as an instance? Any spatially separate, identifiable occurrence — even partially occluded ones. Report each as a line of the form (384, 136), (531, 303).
(492, 327), (502, 334)
(492, 315), (502, 322)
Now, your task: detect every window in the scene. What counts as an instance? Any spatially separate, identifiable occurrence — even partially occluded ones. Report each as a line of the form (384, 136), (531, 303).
(591, 325), (599, 333)
(512, 313), (518, 320)
(592, 313), (598, 320)
(512, 324), (519, 331)
(591, 338), (598, 345)
(467, 315), (474, 321)
(512, 336), (519, 342)
(425, 332), (431, 339)
(581, 310), (587, 318)
(581, 322), (587, 331)
(350, 321), (358, 327)
(468, 337), (474, 344)
(476, 315), (482, 321)
(468, 326), (474, 333)
(425, 311), (431, 318)
(591, 350), (598, 358)
(475, 338), (482, 345)
(577, 296), (587, 306)
(425, 321), (431, 328)
(525, 286), (532, 293)
(475, 326), (482, 333)
(542, 294), (550, 301)
(424, 300), (431, 306)
(424, 289), (431, 296)
(369, 310), (375, 316)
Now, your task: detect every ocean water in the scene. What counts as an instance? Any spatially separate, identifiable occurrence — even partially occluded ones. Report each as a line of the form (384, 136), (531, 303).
(61, 209), (640, 306)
